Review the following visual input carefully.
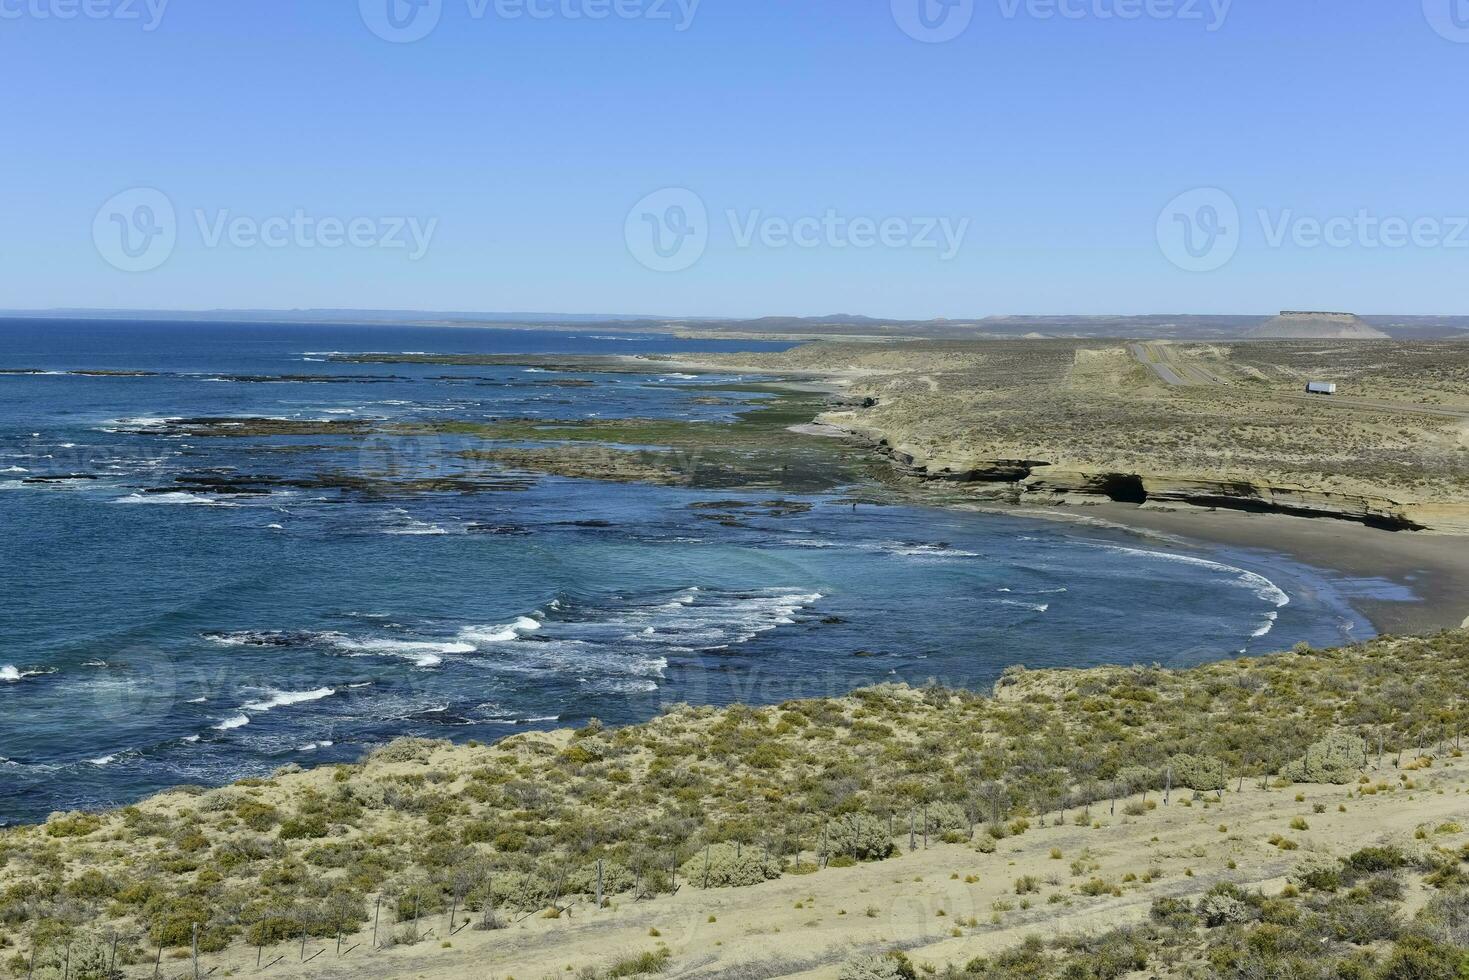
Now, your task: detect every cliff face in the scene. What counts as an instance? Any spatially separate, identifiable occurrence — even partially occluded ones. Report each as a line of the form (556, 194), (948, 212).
(830, 415), (1466, 531)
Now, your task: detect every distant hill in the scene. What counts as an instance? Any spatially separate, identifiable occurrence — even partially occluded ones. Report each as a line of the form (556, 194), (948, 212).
(5, 309), (1467, 340)
(1249, 311), (1390, 340)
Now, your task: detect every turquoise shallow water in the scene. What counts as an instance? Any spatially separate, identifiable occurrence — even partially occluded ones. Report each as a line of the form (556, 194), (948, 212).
(0, 320), (1399, 825)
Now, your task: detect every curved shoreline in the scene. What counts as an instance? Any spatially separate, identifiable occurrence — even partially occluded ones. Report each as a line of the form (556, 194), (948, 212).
(614, 352), (1469, 636)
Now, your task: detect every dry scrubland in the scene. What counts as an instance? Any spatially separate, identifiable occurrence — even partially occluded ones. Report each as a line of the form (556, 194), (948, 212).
(4, 631), (1469, 978)
(678, 340), (1469, 532)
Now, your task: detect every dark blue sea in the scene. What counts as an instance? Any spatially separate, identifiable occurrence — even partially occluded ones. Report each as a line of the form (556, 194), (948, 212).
(0, 319), (1398, 824)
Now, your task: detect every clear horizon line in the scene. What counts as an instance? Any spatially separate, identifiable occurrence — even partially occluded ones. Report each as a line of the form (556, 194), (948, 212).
(5, 307), (1463, 322)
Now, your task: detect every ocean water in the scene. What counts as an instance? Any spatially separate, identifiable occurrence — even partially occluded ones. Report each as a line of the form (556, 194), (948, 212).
(0, 319), (1392, 825)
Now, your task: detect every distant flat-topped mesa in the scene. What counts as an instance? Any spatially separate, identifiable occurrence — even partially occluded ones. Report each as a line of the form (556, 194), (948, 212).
(1248, 311), (1390, 340)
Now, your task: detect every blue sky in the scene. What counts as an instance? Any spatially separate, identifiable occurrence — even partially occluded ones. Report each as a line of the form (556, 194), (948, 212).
(1, 0), (1465, 317)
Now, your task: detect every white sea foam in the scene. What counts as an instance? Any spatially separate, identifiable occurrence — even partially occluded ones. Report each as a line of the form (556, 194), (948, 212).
(206, 630), (464, 667)
(214, 714), (250, 731)
(382, 519), (448, 535)
(113, 492), (235, 507)
(1099, 545), (1291, 608)
(88, 754), (117, 766)
(459, 616), (542, 644)
(335, 638), (472, 665)
(887, 543), (980, 558)
(1251, 611), (1280, 639)
(0, 467), (27, 474)
(592, 678), (659, 694)
(242, 687), (336, 713)
(558, 587), (822, 653)
(0, 665), (51, 683)
(107, 416), (179, 430)
(994, 599), (1050, 613)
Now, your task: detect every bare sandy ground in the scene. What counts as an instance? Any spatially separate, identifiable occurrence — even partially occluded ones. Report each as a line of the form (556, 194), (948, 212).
(168, 758), (1469, 980)
(929, 497), (1469, 635)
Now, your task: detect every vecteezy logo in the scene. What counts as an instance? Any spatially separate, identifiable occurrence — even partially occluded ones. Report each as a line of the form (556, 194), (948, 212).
(1423, 0), (1469, 42)
(625, 188), (708, 273)
(1156, 187), (1240, 273)
(93, 188), (177, 273)
(891, 0), (974, 43)
(359, 0), (442, 43)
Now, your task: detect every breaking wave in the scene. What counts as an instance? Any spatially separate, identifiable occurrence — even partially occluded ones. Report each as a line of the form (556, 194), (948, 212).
(1099, 545), (1291, 608)
(204, 630), (472, 668)
(241, 687), (336, 713)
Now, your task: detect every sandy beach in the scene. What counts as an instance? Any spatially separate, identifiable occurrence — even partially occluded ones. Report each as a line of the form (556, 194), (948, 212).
(635, 351), (1469, 639)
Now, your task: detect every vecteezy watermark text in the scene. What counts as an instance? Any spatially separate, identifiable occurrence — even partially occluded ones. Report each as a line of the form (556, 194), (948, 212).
(0, 0), (167, 29)
(624, 189), (970, 272)
(997, 0), (1231, 29)
(195, 210), (437, 260)
(93, 188), (438, 272)
(727, 210), (969, 260)
(1157, 187), (1469, 272)
(359, 0), (699, 43)
(1259, 210), (1469, 251)
(891, 0), (1230, 42)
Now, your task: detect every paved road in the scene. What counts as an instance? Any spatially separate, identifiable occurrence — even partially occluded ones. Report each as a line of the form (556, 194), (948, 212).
(1129, 342), (1232, 386)
(1129, 342), (1469, 420)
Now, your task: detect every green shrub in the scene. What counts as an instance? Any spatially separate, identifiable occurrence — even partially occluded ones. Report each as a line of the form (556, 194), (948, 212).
(826, 813), (897, 862)
(605, 946), (673, 978)
(1198, 892), (1250, 927)
(236, 801), (279, 831)
(44, 812), (104, 839)
(278, 813), (329, 840)
(1279, 731), (1364, 785)
(1341, 846), (1408, 880)
(838, 950), (917, 980)
(1289, 854), (1343, 892)
(680, 843), (781, 889)
(1168, 754), (1226, 792)
(1150, 897), (1197, 929)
